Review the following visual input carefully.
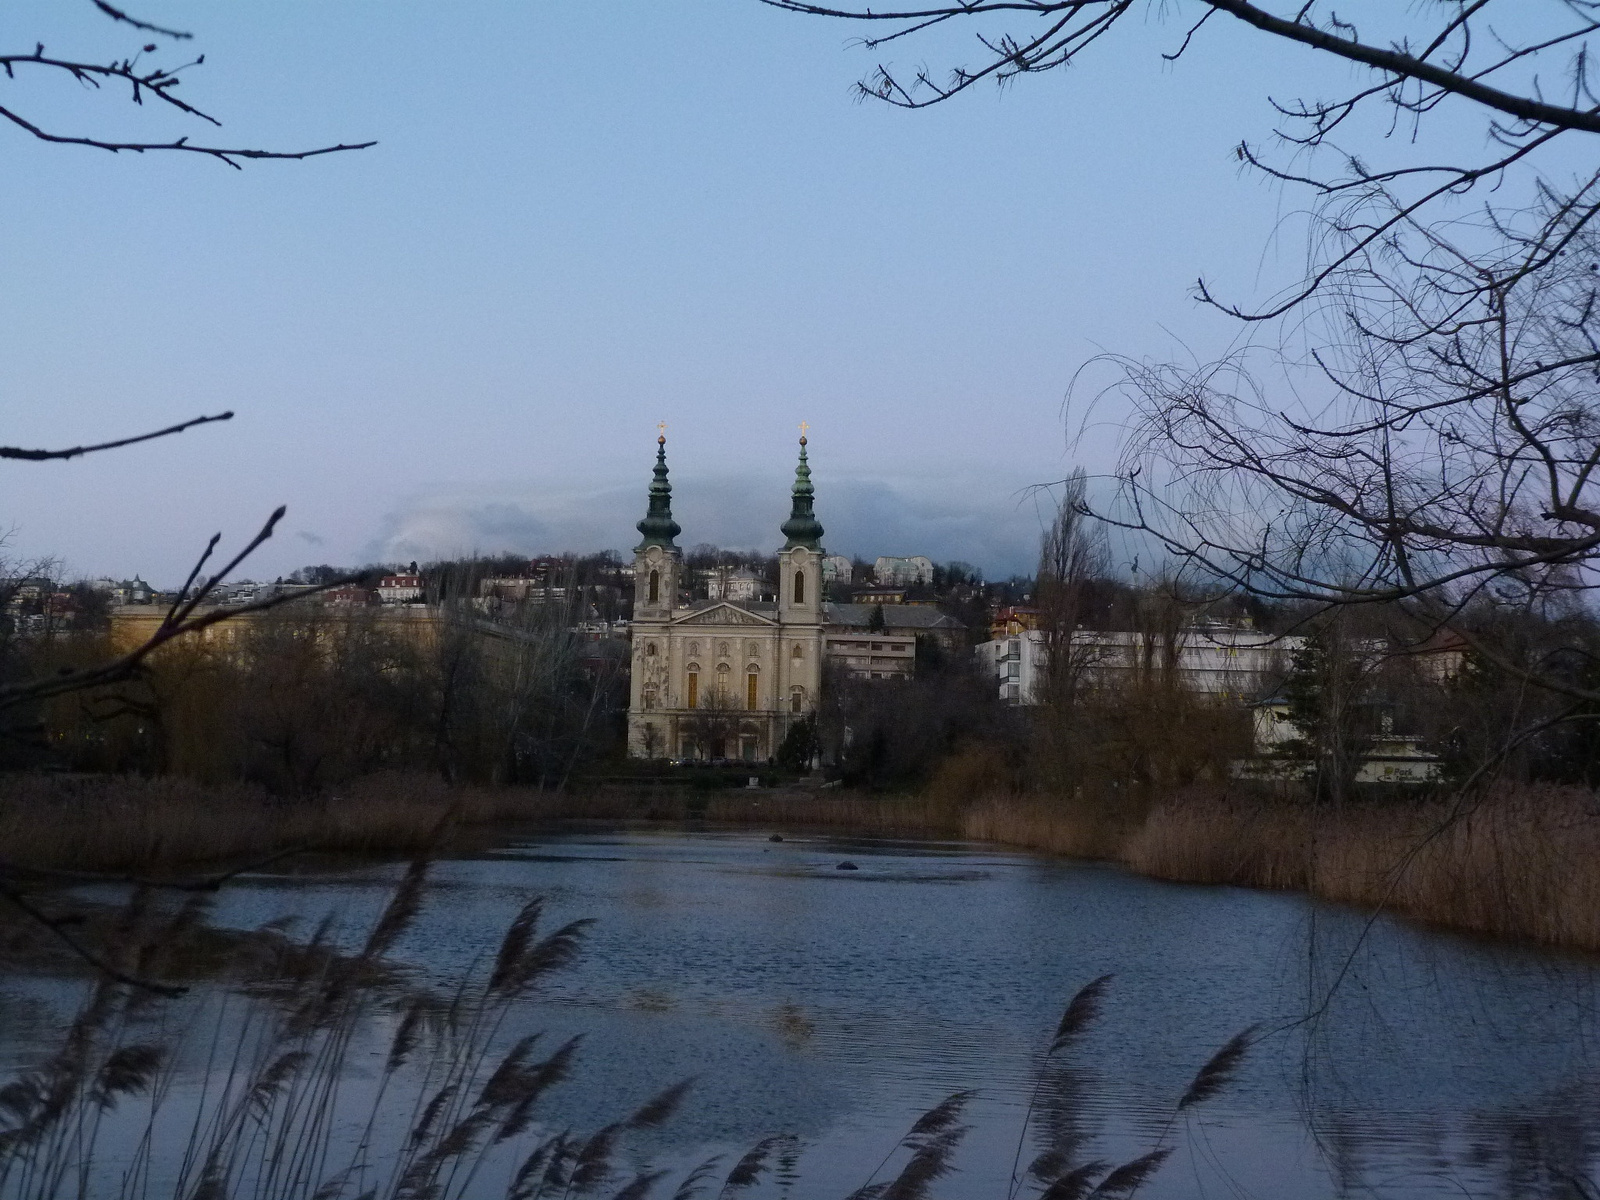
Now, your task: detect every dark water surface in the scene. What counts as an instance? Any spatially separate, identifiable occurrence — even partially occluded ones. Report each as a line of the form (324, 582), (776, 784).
(6, 823), (1600, 1197)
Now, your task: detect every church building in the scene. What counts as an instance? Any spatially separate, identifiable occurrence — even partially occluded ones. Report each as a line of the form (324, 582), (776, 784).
(627, 433), (826, 761)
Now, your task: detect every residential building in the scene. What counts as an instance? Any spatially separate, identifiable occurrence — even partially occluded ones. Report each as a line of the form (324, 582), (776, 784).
(977, 628), (1048, 704)
(323, 584), (375, 607)
(989, 605), (1040, 639)
(821, 555), (853, 584)
(378, 573), (424, 604)
(975, 622), (1301, 704)
(874, 555), (934, 586)
(827, 602), (965, 652)
(705, 567), (764, 602)
(1244, 696), (1442, 783)
(824, 630), (916, 680)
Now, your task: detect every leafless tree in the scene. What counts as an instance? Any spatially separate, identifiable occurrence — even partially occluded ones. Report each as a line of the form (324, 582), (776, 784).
(1036, 469), (1111, 710)
(772, 0), (1600, 705)
(1102, 200), (1600, 698)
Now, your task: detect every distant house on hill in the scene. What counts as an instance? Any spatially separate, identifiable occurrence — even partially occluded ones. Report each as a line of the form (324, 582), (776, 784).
(323, 584), (375, 607)
(705, 567), (764, 602)
(377, 573), (424, 604)
(874, 555), (934, 586)
(821, 555), (853, 584)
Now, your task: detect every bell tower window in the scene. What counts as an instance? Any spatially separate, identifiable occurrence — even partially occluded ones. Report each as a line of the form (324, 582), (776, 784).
(793, 570), (805, 604)
(648, 569), (660, 605)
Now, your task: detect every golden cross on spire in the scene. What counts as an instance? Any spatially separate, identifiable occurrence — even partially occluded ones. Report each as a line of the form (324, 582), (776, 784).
(799, 421), (810, 439)
(657, 420), (667, 437)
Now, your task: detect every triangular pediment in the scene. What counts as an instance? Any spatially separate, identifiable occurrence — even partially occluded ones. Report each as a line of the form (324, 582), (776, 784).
(673, 603), (776, 627)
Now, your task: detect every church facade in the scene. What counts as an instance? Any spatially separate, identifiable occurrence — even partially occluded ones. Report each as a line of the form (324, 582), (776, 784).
(627, 434), (826, 761)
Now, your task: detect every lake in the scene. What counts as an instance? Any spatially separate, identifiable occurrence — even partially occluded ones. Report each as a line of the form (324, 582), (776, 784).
(4, 823), (1599, 1198)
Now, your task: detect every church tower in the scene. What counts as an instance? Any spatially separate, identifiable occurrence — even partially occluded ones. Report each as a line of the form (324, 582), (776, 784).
(776, 433), (825, 727)
(632, 431), (682, 618)
(629, 432), (682, 758)
(777, 432), (825, 620)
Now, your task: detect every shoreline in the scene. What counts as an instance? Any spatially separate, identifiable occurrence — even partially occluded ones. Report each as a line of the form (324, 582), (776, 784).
(4, 772), (1597, 954)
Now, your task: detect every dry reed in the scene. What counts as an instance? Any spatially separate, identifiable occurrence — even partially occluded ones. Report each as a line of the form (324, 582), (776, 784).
(10, 767), (1599, 952)
(1124, 783), (1600, 951)
(0, 772), (557, 873)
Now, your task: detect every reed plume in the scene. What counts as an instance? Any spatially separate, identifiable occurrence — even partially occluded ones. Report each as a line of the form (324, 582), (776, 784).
(717, 1136), (788, 1196)
(1050, 975), (1113, 1055)
(1084, 1148), (1170, 1197)
(667, 1155), (724, 1200)
(1177, 1026), (1256, 1111)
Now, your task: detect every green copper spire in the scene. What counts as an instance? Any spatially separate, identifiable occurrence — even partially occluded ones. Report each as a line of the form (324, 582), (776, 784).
(780, 435), (825, 550)
(634, 434), (682, 551)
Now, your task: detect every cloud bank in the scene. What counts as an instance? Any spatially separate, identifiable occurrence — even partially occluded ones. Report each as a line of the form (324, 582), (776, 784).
(363, 470), (1058, 578)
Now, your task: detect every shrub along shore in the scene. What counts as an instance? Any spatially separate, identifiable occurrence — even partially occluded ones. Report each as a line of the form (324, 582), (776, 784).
(4, 772), (1597, 954)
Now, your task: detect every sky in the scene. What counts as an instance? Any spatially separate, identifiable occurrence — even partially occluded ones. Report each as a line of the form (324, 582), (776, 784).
(0, 1), (1462, 583)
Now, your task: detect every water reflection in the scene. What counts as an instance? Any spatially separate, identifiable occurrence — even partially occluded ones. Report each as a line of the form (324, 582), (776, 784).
(1, 824), (1598, 1198)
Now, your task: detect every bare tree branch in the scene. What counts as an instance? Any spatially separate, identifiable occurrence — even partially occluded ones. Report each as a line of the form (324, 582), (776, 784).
(0, 410), (232, 461)
(1, 3), (374, 165)
(89, 1), (192, 41)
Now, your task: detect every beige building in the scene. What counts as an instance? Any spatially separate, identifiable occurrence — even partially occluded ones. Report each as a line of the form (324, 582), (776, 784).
(628, 435), (827, 762)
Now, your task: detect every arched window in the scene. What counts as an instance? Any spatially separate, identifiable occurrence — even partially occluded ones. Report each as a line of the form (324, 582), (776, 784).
(645, 641), (658, 657)
(791, 643), (803, 660)
(716, 664), (731, 700)
(686, 667), (700, 709)
(790, 686), (805, 714)
(793, 570), (805, 604)
(746, 665), (759, 710)
(648, 570), (659, 605)
(642, 685), (658, 710)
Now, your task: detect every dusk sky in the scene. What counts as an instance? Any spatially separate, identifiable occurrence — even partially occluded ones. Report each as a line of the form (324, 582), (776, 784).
(3, 2), (1412, 583)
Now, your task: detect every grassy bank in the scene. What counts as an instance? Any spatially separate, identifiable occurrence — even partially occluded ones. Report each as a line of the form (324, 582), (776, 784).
(5, 771), (1598, 954)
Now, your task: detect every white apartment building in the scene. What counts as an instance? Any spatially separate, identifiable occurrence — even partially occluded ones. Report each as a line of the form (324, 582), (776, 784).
(976, 624), (1302, 704)
(874, 555), (934, 586)
(977, 629), (1049, 704)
